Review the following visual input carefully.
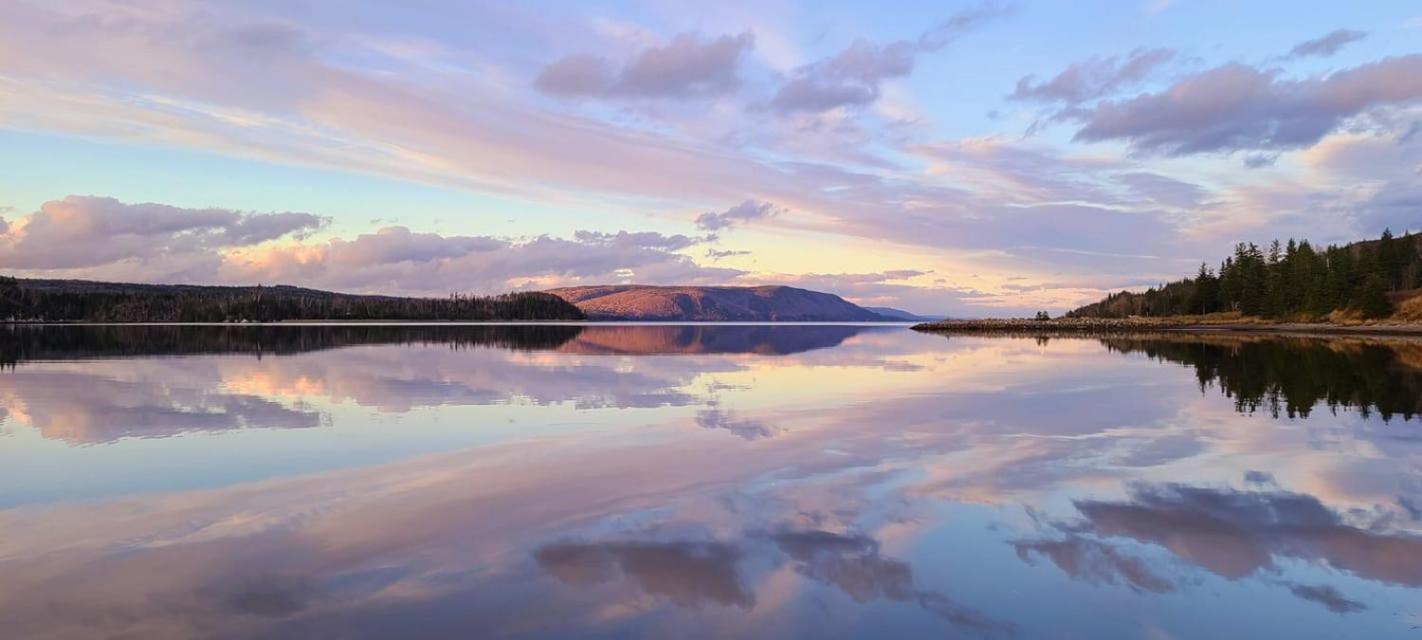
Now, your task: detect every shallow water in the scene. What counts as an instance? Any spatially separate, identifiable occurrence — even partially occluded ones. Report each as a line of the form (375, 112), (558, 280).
(1, 324), (1420, 639)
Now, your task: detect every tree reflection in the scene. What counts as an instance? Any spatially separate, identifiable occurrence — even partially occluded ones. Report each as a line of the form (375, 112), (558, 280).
(0, 324), (586, 367)
(0, 323), (879, 367)
(1101, 336), (1422, 421)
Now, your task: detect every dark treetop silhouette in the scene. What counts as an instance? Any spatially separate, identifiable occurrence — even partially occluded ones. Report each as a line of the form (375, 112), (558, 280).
(0, 277), (585, 323)
(1068, 230), (1420, 320)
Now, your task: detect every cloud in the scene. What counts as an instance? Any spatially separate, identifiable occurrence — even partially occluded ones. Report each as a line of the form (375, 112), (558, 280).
(572, 229), (702, 251)
(1065, 482), (1422, 586)
(1010, 48), (1175, 104)
(768, 2), (1009, 113)
(0, 364), (322, 444)
(695, 199), (779, 231)
(696, 409), (778, 440)
(11, 1), (1408, 314)
(1144, 0), (1175, 15)
(769, 41), (914, 113)
(1069, 55), (1422, 155)
(324, 226), (504, 265)
(1286, 583), (1367, 614)
(704, 248), (750, 261)
(1243, 152), (1280, 168)
(1114, 172), (1207, 210)
(0, 196), (324, 276)
(747, 269), (990, 316)
(1358, 181), (1422, 234)
(2, 196), (739, 295)
(226, 226), (740, 294)
(1013, 537), (1174, 593)
(536, 32), (754, 99)
(1287, 29), (1367, 59)
(0, 3), (1203, 314)
(767, 529), (1010, 634)
(1302, 125), (1422, 234)
(535, 540), (754, 608)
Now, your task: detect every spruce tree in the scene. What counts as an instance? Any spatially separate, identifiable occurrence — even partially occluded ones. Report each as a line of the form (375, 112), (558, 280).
(1377, 229), (1401, 288)
(1357, 275), (1394, 319)
(1190, 263), (1218, 314)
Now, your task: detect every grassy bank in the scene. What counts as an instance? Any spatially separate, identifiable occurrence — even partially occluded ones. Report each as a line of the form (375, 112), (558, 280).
(912, 313), (1422, 337)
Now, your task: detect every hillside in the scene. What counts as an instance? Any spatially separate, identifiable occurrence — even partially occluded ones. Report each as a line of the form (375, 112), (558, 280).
(556, 325), (878, 354)
(863, 306), (937, 321)
(1067, 230), (1422, 321)
(0, 277), (585, 322)
(546, 285), (889, 321)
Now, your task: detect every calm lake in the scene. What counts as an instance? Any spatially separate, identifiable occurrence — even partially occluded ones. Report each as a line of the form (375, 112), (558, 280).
(1, 324), (1420, 639)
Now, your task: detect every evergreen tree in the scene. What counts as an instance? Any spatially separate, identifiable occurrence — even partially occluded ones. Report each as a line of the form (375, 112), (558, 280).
(1218, 256), (1240, 311)
(1265, 239), (1285, 316)
(1238, 243), (1268, 316)
(1357, 275), (1394, 319)
(1064, 230), (1420, 321)
(1190, 263), (1218, 314)
(1377, 228), (1401, 288)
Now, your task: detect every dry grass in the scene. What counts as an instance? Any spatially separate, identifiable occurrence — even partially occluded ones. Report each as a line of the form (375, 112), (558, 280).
(1325, 308), (1364, 324)
(918, 292), (1422, 335)
(1394, 294), (1422, 322)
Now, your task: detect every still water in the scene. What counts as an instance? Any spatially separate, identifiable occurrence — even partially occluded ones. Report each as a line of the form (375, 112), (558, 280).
(1, 324), (1420, 639)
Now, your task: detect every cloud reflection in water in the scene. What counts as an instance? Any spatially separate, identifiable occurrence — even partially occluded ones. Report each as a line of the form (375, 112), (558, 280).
(0, 327), (1419, 637)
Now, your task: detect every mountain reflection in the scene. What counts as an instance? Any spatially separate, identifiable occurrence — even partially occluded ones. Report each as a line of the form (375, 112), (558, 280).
(2, 330), (1421, 637)
(0, 324), (884, 443)
(557, 324), (876, 355)
(0, 323), (877, 366)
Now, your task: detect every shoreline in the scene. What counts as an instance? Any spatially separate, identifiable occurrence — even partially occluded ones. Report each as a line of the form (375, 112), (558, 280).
(0, 320), (915, 327)
(911, 318), (1422, 337)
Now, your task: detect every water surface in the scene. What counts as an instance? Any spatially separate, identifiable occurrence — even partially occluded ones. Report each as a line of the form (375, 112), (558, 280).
(2, 325), (1420, 638)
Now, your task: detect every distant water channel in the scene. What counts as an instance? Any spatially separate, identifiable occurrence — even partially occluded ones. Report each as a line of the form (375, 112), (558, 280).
(1, 324), (1419, 638)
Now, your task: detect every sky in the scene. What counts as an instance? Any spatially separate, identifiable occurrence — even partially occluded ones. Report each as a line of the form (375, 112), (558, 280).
(0, 0), (1419, 316)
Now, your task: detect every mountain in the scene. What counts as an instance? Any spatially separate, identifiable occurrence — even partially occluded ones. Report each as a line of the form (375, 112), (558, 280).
(557, 325), (885, 355)
(862, 306), (937, 321)
(545, 285), (888, 321)
(0, 277), (585, 322)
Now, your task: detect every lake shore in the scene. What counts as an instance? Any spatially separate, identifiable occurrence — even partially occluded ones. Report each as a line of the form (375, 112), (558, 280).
(912, 317), (1422, 337)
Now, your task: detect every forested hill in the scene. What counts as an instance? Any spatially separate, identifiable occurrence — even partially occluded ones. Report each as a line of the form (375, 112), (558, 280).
(546, 285), (890, 321)
(0, 277), (585, 322)
(1067, 230), (1422, 320)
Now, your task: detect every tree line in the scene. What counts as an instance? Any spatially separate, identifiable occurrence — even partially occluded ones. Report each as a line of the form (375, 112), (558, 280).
(1067, 230), (1420, 320)
(0, 278), (586, 323)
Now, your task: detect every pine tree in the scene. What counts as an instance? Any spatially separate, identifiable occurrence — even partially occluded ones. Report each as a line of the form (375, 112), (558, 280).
(1218, 256), (1240, 311)
(1377, 228), (1401, 288)
(1190, 263), (1218, 314)
(1065, 230), (1418, 321)
(1239, 243), (1267, 316)
(1357, 275), (1394, 319)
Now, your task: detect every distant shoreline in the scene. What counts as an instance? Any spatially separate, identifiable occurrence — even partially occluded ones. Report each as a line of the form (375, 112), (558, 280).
(912, 318), (1422, 337)
(0, 320), (915, 327)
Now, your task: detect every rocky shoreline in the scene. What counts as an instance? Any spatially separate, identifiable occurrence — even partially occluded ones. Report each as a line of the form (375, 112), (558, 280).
(911, 317), (1422, 337)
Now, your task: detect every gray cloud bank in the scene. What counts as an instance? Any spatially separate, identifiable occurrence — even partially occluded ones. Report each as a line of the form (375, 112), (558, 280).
(536, 32), (755, 99)
(0, 196), (739, 295)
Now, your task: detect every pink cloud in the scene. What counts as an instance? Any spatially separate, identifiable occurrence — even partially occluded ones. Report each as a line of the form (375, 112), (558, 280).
(1070, 55), (1422, 155)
